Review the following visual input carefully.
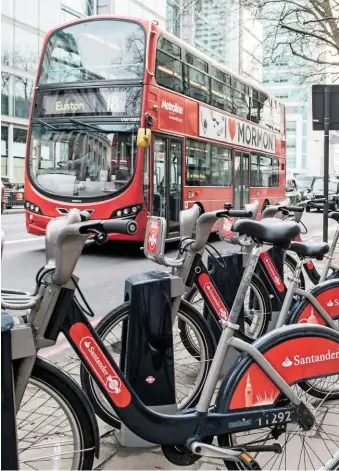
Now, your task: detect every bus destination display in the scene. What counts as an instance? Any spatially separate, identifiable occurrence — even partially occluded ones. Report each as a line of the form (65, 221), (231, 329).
(35, 87), (142, 119)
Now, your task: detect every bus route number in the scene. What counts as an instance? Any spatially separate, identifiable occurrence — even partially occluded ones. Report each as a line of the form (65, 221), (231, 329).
(106, 92), (126, 113)
(258, 410), (291, 427)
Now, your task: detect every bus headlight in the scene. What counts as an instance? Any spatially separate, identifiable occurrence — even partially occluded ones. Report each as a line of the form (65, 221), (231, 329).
(111, 204), (142, 219)
(25, 200), (42, 215)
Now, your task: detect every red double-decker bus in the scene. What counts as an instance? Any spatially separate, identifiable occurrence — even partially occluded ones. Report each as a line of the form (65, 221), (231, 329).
(25, 16), (286, 242)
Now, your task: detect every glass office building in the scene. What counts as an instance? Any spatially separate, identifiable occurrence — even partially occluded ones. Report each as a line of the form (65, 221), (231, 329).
(1, 0), (262, 181)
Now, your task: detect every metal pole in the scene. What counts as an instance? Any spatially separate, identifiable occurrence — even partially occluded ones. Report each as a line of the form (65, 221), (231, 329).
(323, 87), (330, 242)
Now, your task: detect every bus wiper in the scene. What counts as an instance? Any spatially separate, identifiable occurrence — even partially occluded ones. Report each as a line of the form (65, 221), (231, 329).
(38, 119), (57, 130)
(69, 118), (101, 131)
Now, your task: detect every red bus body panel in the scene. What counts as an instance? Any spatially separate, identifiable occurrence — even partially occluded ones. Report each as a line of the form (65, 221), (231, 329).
(25, 16), (286, 240)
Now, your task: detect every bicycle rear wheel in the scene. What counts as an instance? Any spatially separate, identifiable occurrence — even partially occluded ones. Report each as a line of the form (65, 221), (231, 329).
(80, 301), (215, 429)
(17, 358), (97, 470)
(185, 273), (271, 340)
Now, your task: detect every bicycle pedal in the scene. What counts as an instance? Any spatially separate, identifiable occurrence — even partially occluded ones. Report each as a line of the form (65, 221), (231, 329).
(243, 443), (282, 454)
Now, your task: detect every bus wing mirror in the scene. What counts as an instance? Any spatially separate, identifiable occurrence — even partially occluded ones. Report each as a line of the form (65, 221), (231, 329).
(137, 128), (151, 148)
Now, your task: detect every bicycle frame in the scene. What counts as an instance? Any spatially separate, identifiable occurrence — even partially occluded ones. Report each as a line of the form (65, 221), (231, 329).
(55, 244), (315, 447)
(3, 211), (339, 462)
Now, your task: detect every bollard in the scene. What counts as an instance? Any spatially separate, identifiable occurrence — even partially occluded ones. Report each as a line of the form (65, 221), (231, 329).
(1, 313), (19, 470)
(116, 271), (184, 447)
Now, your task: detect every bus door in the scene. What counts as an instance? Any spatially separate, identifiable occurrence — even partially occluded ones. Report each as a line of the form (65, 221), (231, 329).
(152, 135), (182, 236)
(234, 151), (250, 209)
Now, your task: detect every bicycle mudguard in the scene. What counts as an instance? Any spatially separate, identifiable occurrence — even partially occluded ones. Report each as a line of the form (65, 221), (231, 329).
(214, 324), (339, 413)
(34, 357), (100, 458)
(287, 278), (339, 325)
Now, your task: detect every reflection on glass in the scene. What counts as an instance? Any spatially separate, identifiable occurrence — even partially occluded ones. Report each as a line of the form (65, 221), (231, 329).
(153, 138), (166, 217)
(14, 76), (33, 118)
(1, 22), (14, 66)
(14, 0), (39, 29)
(39, 20), (145, 84)
(29, 125), (137, 198)
(13, 128), (27, 158)
(1, 73), (10, 116)
(1, 127), (8, 157)
(169, 140), (181, 229)
(14, 26), (39, 73)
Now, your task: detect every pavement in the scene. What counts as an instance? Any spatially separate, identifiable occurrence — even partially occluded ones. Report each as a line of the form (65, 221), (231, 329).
(1, 211), (338, 469)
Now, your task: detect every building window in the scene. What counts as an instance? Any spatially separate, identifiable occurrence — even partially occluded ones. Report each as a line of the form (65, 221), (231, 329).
(166, 1), (181, 37)
(186, 139), (210, 186)
(1, 127), (8, 157)
(1, 21), (14, 66)
(13, 128), (27, 158)
(14, 27), (39, 74)
(1, 126), (8, 177)
(14, 76), (33, 119)
(1, 73), (10, 116)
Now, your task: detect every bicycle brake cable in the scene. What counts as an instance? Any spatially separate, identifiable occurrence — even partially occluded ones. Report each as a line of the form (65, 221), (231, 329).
(71, 276), (95, 317)
(205, 243), (227, 268)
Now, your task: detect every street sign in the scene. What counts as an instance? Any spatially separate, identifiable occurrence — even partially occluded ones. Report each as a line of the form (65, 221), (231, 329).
(311, 85), (339, 242)
(312, 85), (339, 131)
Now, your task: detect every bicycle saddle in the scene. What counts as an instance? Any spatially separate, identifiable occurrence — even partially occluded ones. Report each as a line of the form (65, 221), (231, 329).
(289, 241), (329, 259)
(232, 217), (300, 245)
(329, 211), (339, 222)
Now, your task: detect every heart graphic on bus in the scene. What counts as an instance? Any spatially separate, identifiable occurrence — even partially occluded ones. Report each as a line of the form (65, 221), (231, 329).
(228, 118), (237, 140)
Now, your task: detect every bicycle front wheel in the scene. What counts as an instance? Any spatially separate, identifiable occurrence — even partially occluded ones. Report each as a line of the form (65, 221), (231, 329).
(80, 301), (215, 429)
(17, 358), (96, 470)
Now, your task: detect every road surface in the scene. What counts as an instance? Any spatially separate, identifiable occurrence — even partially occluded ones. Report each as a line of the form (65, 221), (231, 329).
(1, 211), (335, 317)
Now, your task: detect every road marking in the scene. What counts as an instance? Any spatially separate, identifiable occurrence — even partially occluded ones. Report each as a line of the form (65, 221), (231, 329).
(4, 237), (45, 245)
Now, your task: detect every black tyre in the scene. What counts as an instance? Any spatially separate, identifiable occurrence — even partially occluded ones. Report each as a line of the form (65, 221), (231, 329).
(288, 279), (339, 400)
(17, 358), (97, 470)
(80, 301), (215, 429)
(306, 205), (310, 212)
(184, 273), (272, 342)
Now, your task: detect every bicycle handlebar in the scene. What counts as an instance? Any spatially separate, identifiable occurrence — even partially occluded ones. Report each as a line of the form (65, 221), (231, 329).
(190, 208), (252, 252)
(43, 210), (139, 286)
(81, 219), (138, 236)
(282, 205), (304, 213)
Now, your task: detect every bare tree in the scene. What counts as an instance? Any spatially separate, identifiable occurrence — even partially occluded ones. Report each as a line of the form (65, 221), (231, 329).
(239, 0), (339, 82)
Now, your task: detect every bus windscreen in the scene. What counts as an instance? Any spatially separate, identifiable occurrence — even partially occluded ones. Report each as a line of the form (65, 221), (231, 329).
(38, 20), (145, 84)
